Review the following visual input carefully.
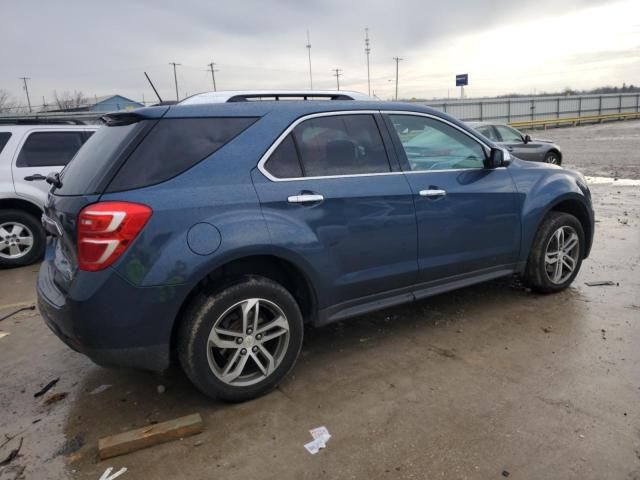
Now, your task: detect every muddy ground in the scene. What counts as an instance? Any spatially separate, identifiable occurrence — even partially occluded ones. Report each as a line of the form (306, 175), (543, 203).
(0, 121), (639, 480)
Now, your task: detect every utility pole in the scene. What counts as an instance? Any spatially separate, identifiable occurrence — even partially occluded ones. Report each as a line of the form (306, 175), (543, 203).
(306, 30), (313, 89)
(207, 62), (218, 91)
(392, 57), (403, 101)
(332, 69), (343, 90)
(169, 62), (181, 101)
(19, 77), (32, 112)
(364, 28), (371, 96)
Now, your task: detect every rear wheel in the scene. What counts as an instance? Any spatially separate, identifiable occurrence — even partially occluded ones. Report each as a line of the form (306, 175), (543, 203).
(544, 151), (561, 165)
(0, 209), (45, 268)
(178, 276), (303, 402)
(523, 211), (584, 293)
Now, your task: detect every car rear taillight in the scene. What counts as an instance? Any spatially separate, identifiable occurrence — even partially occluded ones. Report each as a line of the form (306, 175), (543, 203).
(77, 202), (152, 272)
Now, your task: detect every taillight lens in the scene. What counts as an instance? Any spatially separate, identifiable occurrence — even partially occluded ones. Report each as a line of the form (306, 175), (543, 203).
(77, 201), (152, 271)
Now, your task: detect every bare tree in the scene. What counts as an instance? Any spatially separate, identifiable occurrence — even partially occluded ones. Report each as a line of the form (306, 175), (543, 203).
(0, 89), (17, 113)
(53, 90), (88, 111)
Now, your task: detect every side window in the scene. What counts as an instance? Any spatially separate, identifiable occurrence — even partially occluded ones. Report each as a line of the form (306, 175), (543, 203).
(0, 132), (11, 155)
(264, 134), (303, 178)
(388, 115), (486, 171)
(495, 125), (523, 143)
(476, 125), (499, 142)
(292, 114), (390, 177)
(16, 131), (87, 168)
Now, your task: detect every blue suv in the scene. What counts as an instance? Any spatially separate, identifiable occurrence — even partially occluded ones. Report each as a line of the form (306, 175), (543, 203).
(37, 92), (594, 402)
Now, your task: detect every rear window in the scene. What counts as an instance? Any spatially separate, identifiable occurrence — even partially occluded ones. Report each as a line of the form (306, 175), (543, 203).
(0, 132), (11, 155)
(57, 122), (149, 196)
(106, 117), (257, 192)
(16, 131), (87, 167)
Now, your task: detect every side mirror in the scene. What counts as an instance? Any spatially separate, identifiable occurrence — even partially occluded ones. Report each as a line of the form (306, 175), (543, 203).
(485, 148), (505, 169)
(523, 134), (532, 144)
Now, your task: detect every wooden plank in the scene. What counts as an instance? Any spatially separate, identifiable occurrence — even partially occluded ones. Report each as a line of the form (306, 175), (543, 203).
(98, 413), (203, 460)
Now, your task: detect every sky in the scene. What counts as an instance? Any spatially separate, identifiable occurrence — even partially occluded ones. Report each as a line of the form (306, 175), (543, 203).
(1, 0), (639, 107)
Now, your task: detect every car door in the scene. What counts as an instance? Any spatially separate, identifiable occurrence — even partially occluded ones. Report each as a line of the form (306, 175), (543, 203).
(251, 112), (418, 310)
(12, 129), (90, 204)
(383, 112), (521, 287)
(494, 124), (538, 161)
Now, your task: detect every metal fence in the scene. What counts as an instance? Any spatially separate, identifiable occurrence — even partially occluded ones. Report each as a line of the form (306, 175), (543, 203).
(2, 92), (640, 126)
(423, 92), (640, 124)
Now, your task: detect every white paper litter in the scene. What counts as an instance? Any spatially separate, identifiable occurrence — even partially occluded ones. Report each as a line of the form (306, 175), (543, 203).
(90, 384), (112, 395)
(304, 426), (331, 454)
(99, 466), (127, 480)
(0, 332), (9, 340)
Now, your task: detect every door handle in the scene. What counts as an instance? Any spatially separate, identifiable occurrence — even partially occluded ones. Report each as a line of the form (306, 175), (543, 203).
(507, 146), (514, 152)
(419, 189), (447, 198)
(287, 194), (324, 204)
(24, 174), (47, 181)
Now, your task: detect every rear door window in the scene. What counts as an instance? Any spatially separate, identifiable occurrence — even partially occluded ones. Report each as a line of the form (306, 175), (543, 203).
(16, 131), (87, 167)
(263, 134), (303, 178)
(0, 132), (11, 154)
(292, 114), (390, 177)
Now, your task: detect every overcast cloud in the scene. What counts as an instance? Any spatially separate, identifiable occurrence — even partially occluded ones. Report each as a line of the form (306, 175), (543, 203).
(1, 0), (638, 106)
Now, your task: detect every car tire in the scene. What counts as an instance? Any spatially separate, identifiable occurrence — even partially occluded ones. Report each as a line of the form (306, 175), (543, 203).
(177, 275), (304, 402)
(544, 151), (561, 165)
(523, 211), (584, 293)
(0, 209), (46, 269)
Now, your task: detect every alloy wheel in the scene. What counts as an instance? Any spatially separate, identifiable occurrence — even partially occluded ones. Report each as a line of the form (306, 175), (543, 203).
(544, 226), (580, 284)
(206, 298), (290, 387)
(0, 222), (35, 260)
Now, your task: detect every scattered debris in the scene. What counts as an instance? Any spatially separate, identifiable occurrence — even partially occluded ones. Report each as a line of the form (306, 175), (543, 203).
(542, 326), (552, 333)
(0, 331), (9, 340)
(90, 384), (112, 395)
(304, 426), (331, 455)
(502, 470), (510, 477)
(601, 329), (607, 340)
(98, 413), (203, 460)
(33, 378), (59, 398)
(99, 466), (128, 480)
(0, 437), (23, 466)
(0, 305), (35, 323)
(44, 392), (68, 406)
(156, 385), (166, 394)
(585, 281), (615, 287)
(56, 435), (84, 456)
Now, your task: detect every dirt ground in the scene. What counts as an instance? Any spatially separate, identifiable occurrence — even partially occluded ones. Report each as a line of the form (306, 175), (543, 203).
(1, 121), (639, 480)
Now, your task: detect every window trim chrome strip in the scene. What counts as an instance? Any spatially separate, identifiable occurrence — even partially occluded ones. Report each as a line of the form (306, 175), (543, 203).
(256, 110), (496, 182)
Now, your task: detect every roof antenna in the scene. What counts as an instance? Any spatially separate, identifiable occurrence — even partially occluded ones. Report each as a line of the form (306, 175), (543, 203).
(144, 72), (163, 103)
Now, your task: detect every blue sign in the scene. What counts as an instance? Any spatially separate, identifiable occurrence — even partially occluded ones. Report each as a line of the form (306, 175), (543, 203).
(456, 74), (468, 87)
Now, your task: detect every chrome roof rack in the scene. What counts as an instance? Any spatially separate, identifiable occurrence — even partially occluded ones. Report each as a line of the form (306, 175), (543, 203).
(180, 90), (375, 105)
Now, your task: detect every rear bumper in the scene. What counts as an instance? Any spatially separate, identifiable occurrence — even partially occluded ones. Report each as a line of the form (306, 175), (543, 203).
(37, 259), (188, 372)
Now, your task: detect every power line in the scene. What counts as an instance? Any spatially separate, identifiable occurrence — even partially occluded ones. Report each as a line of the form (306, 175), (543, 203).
(169, 62), (181, 101)
(365, 28), (371, 96)
(306, 30), (313, 89)
(332, 68), (343, 91)
(207, 62), (218, 91)
(19, 77), (32, 113)
(392, 57), (403, 101)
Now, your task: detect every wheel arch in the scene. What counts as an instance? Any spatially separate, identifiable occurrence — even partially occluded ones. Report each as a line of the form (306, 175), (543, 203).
(170, 253), (318, 362)
(0, 197), (43, 219)
(546, 148), (562, 164)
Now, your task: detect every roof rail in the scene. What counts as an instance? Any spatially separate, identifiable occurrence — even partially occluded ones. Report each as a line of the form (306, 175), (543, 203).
(180, 90), (374, 105)
(0, 118), (89, 126)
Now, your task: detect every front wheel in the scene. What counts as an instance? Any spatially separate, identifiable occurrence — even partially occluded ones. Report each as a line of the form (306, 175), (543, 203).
(0, 209), (46, 268)
(544, 151), (561, 165)
(523, 212), (584, 293)
(178, 276), (303, 402)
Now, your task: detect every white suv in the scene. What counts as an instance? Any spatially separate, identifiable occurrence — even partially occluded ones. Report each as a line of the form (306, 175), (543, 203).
(0, 123), (98, 267)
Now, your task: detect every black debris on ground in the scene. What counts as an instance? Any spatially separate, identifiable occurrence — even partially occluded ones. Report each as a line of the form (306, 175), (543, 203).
(33, 378), (59, 398)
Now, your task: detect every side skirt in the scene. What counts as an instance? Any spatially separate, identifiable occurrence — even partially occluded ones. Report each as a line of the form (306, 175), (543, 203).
(315, 266), (517, 327)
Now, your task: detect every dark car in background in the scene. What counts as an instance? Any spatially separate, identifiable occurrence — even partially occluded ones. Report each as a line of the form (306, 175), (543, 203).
(469, 121), (563, 165)
(37, 91), (593, 402)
